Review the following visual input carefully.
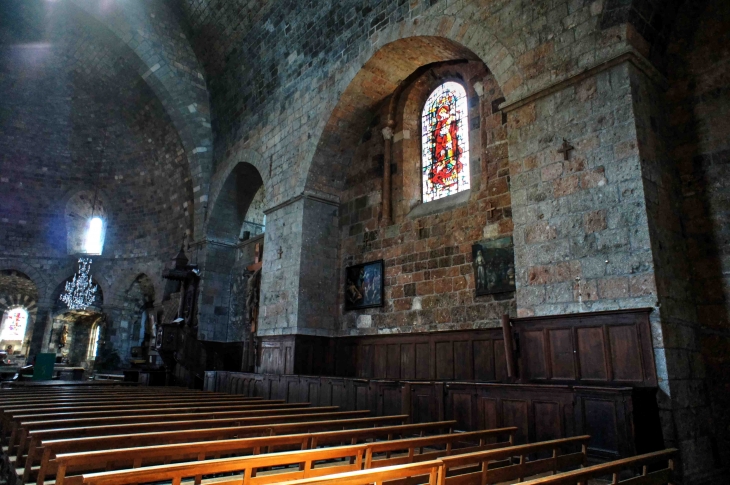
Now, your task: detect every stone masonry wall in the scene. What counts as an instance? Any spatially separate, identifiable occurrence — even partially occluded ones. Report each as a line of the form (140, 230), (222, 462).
(665, 0), (730, 471)
(338, 61), (515, 335)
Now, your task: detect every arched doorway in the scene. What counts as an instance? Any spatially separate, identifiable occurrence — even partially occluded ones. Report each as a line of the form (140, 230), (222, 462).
(0, 270), (39, 363)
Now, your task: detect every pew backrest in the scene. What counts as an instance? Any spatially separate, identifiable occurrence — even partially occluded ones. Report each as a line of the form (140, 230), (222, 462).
(81, 445), (369, 485)
(517, 448), (677, 485)
(437, 435), (591, 485)
(274, 460), (444, 485)
(36, 420), (452, 485)
(365, 427), (517, 469)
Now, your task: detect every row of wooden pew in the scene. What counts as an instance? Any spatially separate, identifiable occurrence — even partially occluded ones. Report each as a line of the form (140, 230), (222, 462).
(0, 384), (676, 485)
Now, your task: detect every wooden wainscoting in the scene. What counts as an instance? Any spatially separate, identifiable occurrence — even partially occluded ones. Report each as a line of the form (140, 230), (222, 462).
(205, 371), (662, 460)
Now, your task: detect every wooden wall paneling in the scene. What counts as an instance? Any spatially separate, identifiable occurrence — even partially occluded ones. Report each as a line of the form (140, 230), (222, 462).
(400, 343), (415, 380)
(358, 344), (372, 378)
(386, 344), (400, 379)
(473, 339), (495, 381)
(575, 326), (608, 381)
(372, 380), (403, 416)
(453, 340), (472, 380)
(511, 308), (656, 387)
(435, 341), (454, 380)
(444, 383), (477, 431)
(533, 400), (563, 442)
(405, 381), (443, 424)
(495, 340), (508, 381)
(548, 328), (576, 380)
(520, 330), (547, 380)
(574, 387), (635, 459)
(415, 342), (430, 379)
(607, 324), (644, 383)
(373, 344), (387, 378)
(352, 379), (371, 413)
(502, 398), (530, 444)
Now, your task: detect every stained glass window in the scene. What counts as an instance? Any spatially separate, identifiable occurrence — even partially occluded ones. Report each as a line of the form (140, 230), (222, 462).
(422, 81), (470, 202)
(1, 308), (28, 341)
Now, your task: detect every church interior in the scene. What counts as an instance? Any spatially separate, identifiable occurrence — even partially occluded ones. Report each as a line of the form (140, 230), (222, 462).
(0, 0), (729, 484)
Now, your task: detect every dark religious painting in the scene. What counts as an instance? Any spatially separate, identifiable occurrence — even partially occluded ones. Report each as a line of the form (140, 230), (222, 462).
(472, 237), (516, 296)
(421, 81), (471, 202)
(345, 260), (384, 310)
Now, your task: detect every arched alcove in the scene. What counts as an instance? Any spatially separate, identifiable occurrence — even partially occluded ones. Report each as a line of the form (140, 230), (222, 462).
(65, 190), (108, 255)
(49, 273), (104, 367)
(0, 270), (39, 362)
(207, 162), (266, 244)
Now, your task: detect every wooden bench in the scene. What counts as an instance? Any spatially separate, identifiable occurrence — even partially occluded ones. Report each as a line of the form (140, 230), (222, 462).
(18, 411), (388, 472)
(14, 409), (369, 464)
(25, 415), (409, 484)
(516, 449), (677, 485)
(438, 435), (590, 485)
(2, 400), (285, 443)
(274, 461), (443, 485)
(35, 421), (456, 485)
(364, 428), (517, 469)
(81, 445), (370, 485)
(59, 427), (511, 485)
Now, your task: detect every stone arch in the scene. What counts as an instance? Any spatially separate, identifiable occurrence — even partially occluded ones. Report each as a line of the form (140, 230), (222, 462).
(208, 149), (268, 227)
(64, 190), (109, 256)
(302, 31), (520, 197)
(66, 0), (213, 238)
(0, 262), (48, 305)
(0, 270), (40, 355)
(207, 162), (266, 245)
(113, 273), (157, 310)
(50, 273), (106, 317)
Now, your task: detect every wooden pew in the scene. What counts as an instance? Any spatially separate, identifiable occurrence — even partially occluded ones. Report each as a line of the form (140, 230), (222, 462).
(56, 427), (512, 485)
(80, 445), (371, 485)
(437, 435), (590, 485)
(13, 409), (367, 461)
(516, 449), (677, 485)
(309, 421), (457, 448)
(364, 428), (517, 469)
(2, 400), (284, 443)
(18, 411), (383, 470)
(274, 461), (444, 485)
(37, 421), (457, 485)
(25, 415), (409, 484)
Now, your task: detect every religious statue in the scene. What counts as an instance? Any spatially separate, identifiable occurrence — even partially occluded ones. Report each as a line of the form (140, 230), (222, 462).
(58, 325), (68, 348)
(474, 249), (487, 290)
(428, 100), (462, 189)
(246, 267), (261, 333)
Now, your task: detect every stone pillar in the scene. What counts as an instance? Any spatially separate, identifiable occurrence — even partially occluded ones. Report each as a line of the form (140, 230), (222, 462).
(629, 64), (721, 482)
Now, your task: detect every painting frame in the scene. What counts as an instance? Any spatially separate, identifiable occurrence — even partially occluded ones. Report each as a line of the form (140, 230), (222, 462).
(472, 237), (516, 296)
(344, 260), (385, 311)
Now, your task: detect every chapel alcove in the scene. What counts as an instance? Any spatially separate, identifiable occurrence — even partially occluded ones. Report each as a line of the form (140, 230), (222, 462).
(0, 269), (38, 362)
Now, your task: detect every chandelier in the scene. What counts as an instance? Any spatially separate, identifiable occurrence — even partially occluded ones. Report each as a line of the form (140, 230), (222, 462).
(60, 258), (98, 310)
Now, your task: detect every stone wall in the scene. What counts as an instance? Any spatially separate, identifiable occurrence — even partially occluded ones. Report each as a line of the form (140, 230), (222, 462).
(665, 0), (730, 472)
(0, 1), (192, 361)
(338, 61), (515, 335)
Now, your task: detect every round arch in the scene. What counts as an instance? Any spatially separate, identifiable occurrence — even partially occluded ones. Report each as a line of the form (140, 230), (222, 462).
(206, 162), (266, 245)
(301, 30), (521, 197)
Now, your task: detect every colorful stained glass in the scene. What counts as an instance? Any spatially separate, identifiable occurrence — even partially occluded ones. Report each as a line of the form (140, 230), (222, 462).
(422, 81), (470, 202)
(1, 308), (28, 341)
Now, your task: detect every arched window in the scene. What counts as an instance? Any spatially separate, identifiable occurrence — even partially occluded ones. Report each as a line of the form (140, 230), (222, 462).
(88, 323), (101, 360)
(421, 81), (470, 202)
(66, 191), (107, 255)
(85, 217), (105, 255)
(0, 307), (28, 341)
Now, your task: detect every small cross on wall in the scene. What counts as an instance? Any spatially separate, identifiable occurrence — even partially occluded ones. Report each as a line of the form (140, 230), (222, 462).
(277, 246), (283, 259)
(557, 138), (574, 160)
(485, 202), (496, 220)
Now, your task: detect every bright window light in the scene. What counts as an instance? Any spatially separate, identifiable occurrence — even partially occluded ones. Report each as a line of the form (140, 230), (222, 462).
(88, 324), (101, 359)
(85, 217), (104, 254)
(1, 308), (28, 341)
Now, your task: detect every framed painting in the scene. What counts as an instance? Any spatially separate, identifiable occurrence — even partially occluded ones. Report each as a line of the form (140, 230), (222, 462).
(472, 237), (516, 296)
(345, 260), (384, 311)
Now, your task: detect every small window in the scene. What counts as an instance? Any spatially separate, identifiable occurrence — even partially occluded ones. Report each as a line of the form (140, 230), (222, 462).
(84, 217), (105, 255)
(88, 323), (101, 360)
(1, 308), (28, 341)
(421, 81), (471, 202)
